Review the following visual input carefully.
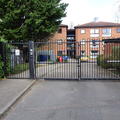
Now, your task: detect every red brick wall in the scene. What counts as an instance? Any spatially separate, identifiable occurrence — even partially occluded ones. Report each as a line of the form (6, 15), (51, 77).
(39, 26), (67, 56)
(75, 27), (120, 58)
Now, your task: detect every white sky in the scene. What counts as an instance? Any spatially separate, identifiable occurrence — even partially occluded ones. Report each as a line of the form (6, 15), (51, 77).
(61, 0), (120, 27)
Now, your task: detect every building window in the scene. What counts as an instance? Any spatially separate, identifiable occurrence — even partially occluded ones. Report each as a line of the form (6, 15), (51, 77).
(58, 28), (62, 33)
(57, 51), (63, 56)
(81, 50), (85, 57)
(90, 29), (99, 34)
(102, 28), (111, 37)
(57, 39), (63, 45)
(90, 50), (99, 58)
(81, 39), (85, 45)
(67, 37), (74, 40)
(81, 29), (85, 34)
(90, 29), (99, 37)
(90, 40), (99, 48)
(116, 28), (120, 33)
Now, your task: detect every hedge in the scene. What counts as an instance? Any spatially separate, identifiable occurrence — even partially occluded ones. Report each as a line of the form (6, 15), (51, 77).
(97, 46), (120, 74)
(0, 56), (4, 78)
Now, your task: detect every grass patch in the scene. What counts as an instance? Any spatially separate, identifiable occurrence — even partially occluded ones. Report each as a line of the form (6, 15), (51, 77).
(10, 63), (29, 74)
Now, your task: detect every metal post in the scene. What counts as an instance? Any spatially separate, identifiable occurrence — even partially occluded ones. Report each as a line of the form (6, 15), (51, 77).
(3, 43), (7, 77)
(29, 41), (36, 79)
(78, 42), (81, 80)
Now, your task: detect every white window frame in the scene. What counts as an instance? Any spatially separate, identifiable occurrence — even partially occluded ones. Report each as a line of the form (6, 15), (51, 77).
(67, 37), (74, 40)
(81, 39), (86, 45)
(90, 29), (99, 37)
(90, 29), (99, 34)
(81, 29), (85, 34)
(102, 28), (111, 37)
(57, 39), (63, 45)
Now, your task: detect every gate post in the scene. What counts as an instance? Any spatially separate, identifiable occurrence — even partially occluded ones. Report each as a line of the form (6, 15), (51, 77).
(77, 56), (81, 80)
(3, 42), (7, 77)
(29, 41), (36, 79)
(78, 42), (81, 80)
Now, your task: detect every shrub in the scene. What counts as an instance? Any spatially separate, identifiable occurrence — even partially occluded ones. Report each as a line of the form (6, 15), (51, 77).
(97, 46), (120, 72)
(97, 55), (103, 66)
(3, 44), (11, 76)
(110, 46), (120, 70)
(0, 38), (11, 77)
(0, 56), (4, 78)
(112, 46), (120, 60)
(97, 55), (113, 69)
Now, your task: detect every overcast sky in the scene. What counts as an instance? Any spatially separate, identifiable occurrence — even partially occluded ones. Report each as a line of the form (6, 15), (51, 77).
(61, 0), (119, 27)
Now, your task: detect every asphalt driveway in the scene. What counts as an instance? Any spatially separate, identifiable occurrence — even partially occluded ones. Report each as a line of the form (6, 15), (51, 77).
(2, 80), (120, 120)
(8, 59), (120, 80)
(41, 61), (120, 80)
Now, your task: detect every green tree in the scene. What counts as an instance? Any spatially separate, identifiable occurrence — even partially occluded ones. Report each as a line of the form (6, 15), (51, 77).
(0, 0), (68, 42)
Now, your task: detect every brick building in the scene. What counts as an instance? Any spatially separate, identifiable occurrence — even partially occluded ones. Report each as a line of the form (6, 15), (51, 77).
(38, 22), (120, 61)
(37, 24), (68, 61)
(75, 21), (120, 58)
(48, 24), (68, 56)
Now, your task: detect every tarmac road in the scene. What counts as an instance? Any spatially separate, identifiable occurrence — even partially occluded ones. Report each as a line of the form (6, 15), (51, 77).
(42, 61), (120, 80)
(2, 80), (120, 120)
(8, 59), (120, 80)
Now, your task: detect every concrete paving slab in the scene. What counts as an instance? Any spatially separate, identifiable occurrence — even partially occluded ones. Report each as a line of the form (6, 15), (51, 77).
(0, 79), (36, 118)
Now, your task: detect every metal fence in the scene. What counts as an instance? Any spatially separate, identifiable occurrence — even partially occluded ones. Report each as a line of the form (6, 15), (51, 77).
(4, 42), (30, 79)
(3, 40), (120, 80)
(35, 41), (79, 80)
(35, 41), (120, 80)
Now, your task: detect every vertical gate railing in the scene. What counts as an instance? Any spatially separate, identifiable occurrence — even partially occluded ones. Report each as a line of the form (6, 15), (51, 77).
(35, 41), (79, 80)
(79, 40), (120, 80)
(5, 42), (30, 79)
(3, 40), (120, 80)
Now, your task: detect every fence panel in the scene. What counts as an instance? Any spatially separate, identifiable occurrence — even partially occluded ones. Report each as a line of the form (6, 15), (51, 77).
(6, 43), (30, 79)
(4, 40), (120, 80)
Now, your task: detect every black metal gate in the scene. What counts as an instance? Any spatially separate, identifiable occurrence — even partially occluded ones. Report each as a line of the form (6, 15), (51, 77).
(4, 40), (120, 80)
(35, 41), (120, 80)
(35, 42), (80, 80)
(79, 40), (120, 80)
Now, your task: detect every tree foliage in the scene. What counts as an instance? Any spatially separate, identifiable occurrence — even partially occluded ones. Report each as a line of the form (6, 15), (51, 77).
(0, 0), (68, 42)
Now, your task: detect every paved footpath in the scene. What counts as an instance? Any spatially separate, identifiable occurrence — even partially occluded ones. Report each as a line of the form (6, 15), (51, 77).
(0, 79), (36, 118)
(2, 80), (120, 120)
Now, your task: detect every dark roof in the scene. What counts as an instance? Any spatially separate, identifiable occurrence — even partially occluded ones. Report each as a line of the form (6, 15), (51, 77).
(68, 29), (75, 31)
(59, 24), (68, 27)
(102, 38), (120, 43)
(75, 21), (120, 28)
(67, 29), (75, 36)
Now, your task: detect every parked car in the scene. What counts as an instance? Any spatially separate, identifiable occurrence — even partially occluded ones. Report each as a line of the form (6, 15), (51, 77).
(80, 56), (89, 62)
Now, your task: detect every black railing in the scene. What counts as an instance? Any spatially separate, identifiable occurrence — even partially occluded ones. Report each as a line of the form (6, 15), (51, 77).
(2, 40), (120, 80)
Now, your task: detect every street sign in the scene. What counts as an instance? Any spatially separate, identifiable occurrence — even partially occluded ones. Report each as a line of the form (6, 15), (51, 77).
(15, 49), (20, 56)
